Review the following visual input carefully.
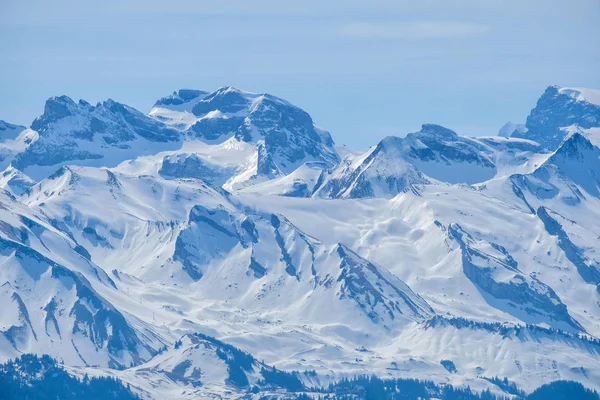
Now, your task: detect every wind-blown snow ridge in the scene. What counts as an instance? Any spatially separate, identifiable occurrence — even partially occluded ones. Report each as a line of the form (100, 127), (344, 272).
(558, 87), (600, 106)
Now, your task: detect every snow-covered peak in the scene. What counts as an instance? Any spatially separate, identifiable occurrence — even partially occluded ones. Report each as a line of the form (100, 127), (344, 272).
(151, 87), (340, 178)
(510, 85), (600, 150)
(313, 135), (429, 199)
(510, 130), (600, 211)
(31, 95), (81, 128)
(151, 86), (259, 122)
(3, 85), (600, 397)
(376, 135), (403, 150)
(13, 95), (183, 180)
(557, 87), (600, 106)
(31, 95), (178, 141)
(188, 86), (255, 117)
(538, 132), (600, 198)
(550, 131), (597, 161)
(153, 89), (209, 108)
(314, 123), (512, 198)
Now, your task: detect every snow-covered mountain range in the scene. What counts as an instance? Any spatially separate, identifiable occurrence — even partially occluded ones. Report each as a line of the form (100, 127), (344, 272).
(1, 85), (600, 399)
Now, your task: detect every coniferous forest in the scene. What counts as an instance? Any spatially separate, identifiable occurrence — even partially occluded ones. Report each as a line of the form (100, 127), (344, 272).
(1, 354), (598, 400)
(0, 354), (138, 400)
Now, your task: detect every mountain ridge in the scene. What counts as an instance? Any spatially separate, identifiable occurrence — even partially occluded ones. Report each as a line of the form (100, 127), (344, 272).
(0, 84), (599, 399)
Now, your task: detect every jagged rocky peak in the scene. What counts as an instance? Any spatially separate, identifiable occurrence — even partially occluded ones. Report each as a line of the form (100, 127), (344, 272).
(510, 85), (600, 150)
(31, 95), (80, 128)
(550, 131), (597, 161)
(538, 132), (600, 198)
(313, 134), (429, 199)
(31, 95), (179, 142)
(13, 95), (182, 179)
(152, 86), (340, 175)
(152, 86), (261, 118)
(313, 122), (502, 199)
(189, 86), (336, 143)
(154, 89), (209, 107)
(190, 86), (253, 116)
(510, 131), (600, 207)
(31, 96), (114, 133)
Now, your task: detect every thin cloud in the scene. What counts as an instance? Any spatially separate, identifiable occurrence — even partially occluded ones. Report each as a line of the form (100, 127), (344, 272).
(341, 20), (489, 39)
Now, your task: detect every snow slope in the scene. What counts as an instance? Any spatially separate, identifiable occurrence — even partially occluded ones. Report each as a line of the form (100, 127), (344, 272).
(0, 85), (599, 398)
(0, 120), (38, 173)
(0, 189), (158, 369)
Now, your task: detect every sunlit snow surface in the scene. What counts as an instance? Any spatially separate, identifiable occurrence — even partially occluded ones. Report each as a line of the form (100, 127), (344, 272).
(1, 86), (600, 398)
(558, 87), (600, 106)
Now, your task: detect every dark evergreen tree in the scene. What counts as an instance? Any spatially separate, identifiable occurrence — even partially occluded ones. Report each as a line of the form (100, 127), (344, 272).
(0, 354), (139, 400)
(527, 381), (599, 400)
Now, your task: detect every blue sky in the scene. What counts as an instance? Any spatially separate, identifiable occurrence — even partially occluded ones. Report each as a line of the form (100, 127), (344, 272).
(1, 0), (599, 149)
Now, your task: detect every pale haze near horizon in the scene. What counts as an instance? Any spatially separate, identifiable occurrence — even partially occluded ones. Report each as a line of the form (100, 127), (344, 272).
(0, 0), (598, 149)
